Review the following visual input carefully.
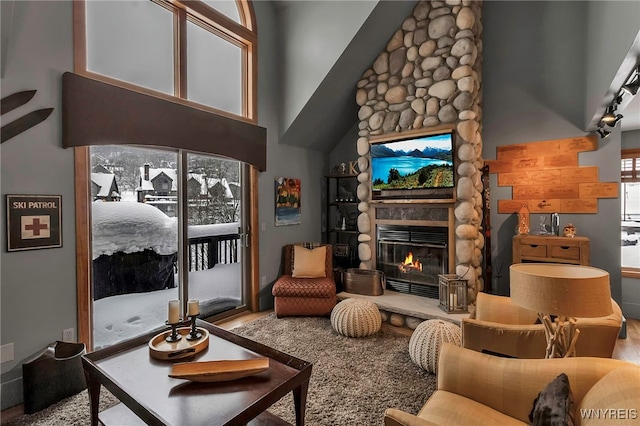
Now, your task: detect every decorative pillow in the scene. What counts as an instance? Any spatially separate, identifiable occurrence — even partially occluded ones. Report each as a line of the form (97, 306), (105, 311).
(529, 373), (575, 426)
(292, 245), (326, 278)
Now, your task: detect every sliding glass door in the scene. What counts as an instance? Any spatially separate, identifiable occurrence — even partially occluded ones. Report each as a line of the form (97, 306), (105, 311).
(90, 146), (245, 349)
(185, 153), (245, 320)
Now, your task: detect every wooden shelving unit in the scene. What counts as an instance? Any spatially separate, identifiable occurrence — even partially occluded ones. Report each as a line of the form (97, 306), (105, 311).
(324, 174), (359, 270)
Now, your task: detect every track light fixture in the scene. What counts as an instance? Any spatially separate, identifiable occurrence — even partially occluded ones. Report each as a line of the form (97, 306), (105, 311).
(607, 114), (623, 127)
(622, 75), (640, 96)
(601, 105), (623, 127)
(596, 127), (611, 138)
(595, 63), (638, 139)
(601, 106), (617, 123)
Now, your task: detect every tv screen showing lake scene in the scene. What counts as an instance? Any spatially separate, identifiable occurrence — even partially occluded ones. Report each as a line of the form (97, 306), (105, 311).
(371, 133), (454, 191)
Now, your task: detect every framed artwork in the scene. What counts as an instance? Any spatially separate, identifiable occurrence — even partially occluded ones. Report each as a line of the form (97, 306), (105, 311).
(275, 177), (301, 226)
(6, 194), (62, 251)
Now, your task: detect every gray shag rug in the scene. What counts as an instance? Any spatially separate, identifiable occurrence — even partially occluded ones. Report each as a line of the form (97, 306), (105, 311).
(6, 313), (435, 426)
(232, 314), (436, 425)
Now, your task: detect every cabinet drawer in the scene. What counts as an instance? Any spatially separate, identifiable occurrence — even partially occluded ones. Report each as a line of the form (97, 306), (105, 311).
(521, 244), (547, 257)
(549, 245), (580, 260)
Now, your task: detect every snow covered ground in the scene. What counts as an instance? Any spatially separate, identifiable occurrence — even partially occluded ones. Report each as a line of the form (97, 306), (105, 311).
(91, 201), (243, 349)
(93, 263), (241, 349)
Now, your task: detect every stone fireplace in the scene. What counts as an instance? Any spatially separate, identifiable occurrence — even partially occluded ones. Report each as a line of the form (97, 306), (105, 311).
(353, 0), (484, 307)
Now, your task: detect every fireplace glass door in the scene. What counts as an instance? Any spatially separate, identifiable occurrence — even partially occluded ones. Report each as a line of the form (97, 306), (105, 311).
(377, 225), (447, 298)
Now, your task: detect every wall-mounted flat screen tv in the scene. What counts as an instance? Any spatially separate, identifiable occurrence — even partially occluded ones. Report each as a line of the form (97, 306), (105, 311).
(370, 132), (454, 198)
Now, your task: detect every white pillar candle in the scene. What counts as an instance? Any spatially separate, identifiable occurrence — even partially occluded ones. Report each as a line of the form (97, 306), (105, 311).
(168, 300), (180, 324)
(188, 299), (200, 316)
(449, 293), (458, 308)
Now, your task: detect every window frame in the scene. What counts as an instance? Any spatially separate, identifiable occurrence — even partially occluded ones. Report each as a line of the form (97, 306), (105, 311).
(621, 148), (640, 279)
(72, 0), (259, 349)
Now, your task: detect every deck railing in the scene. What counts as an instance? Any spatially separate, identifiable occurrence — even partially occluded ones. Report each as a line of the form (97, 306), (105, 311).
(188, 233), (239, 271)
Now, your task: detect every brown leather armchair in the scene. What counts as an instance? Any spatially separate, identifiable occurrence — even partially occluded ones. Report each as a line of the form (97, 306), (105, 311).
(461, 293), (623, 359)
(272, 243), (337, 317)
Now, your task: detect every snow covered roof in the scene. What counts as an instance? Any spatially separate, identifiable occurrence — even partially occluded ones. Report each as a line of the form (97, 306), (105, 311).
(186, 174), (234, 198)
(92, 173), (117, 197)
(210, 177), (234, 198)
(139, 167), (178, 191)
(188, 173), (209, 196)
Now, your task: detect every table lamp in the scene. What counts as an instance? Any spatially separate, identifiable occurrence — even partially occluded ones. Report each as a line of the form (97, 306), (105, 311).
(509, 263), (613, 358)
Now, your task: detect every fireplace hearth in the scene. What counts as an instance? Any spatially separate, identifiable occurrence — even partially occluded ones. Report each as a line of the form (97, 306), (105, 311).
(377, 225), (447, 299)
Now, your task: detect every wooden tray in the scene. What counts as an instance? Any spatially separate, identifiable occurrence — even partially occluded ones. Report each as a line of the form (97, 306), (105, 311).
(148, 327), (209, 361)
(168, 358), (270, 382)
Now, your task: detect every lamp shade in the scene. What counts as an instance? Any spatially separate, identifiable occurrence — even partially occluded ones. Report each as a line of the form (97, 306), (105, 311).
(510, 263), (613, 318)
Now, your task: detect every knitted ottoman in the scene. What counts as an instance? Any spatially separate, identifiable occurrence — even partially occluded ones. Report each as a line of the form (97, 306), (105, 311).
(330, 299), (381, 338)
(409, 319), (461, 373)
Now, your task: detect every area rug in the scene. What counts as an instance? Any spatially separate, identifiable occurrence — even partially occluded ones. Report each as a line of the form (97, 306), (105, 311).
(6, 314), (436, 426)
(4, 388), (119, 426)
(232, 313), (436, 425)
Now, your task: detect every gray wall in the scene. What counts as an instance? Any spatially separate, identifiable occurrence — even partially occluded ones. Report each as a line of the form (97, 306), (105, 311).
(585, 2), (640, 129)
(277, 0), (376, 133)
(0, 1), (76, 408)
(0, 0), (328, 408)
(254, 1), (328, 307)
(328, 122), (359, 171)
(482, 1), (625, 308)
(621, 129), (640, 319)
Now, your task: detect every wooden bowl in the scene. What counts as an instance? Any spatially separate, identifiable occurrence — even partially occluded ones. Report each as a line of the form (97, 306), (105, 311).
(168, 358), (270, 382)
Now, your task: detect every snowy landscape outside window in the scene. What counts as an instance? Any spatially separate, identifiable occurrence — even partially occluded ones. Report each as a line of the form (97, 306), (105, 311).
(91, 146), (244, 348)
(75, 0), (258, 348)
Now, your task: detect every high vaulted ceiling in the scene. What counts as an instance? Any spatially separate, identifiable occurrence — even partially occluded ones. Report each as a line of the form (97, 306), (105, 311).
(271, 0), (417, 152)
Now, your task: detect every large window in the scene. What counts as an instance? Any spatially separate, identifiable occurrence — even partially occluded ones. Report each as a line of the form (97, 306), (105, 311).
(622, 149), (640, 276)
(74, 0), (258, 349)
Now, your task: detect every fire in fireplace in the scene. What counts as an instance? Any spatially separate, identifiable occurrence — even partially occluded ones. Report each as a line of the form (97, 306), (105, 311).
(377, 225), (447, 298)
(399, 252), (422, 273)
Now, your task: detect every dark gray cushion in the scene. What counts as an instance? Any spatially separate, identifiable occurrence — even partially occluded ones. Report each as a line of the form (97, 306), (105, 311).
(529, 373), (575, 426)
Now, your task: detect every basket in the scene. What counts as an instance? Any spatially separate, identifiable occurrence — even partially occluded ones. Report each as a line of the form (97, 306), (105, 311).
(344, 269), (385, 296)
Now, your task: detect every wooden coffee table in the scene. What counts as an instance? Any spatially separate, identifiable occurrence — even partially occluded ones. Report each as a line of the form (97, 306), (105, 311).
(82, 320), (312, 426)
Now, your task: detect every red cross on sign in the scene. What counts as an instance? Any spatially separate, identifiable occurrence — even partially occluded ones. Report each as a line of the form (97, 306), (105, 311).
(21, 215), (50, 239)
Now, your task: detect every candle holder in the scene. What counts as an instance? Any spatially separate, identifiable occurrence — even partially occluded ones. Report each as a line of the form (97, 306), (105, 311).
(186, 315), (202, 341)
(165, 321), (182, 343)
(438, 274), (468, 313)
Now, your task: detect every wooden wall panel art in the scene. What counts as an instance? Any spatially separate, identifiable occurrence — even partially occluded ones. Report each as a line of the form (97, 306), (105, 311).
(486, 135), (616, 214)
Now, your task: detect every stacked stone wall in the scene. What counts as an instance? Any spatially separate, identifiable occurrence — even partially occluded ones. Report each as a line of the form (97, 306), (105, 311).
(354, 0), (484, 306)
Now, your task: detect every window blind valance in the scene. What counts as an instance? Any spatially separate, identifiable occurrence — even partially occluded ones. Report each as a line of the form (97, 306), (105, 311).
(61, 72), (266, 171)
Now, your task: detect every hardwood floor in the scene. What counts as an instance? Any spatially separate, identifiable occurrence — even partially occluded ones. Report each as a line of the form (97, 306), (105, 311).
(612, 318), (640, 363)
(1, 315), (638, 424)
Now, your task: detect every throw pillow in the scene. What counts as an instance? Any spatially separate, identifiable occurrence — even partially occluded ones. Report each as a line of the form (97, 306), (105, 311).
(292, 245), (326, 278)
(529, 373), (575, 426)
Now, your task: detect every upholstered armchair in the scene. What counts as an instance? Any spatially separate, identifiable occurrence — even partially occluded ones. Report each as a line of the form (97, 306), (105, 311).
(384, 343), (640, 426)
(461, 293), (623, 359)
(272, 243), (337, 317)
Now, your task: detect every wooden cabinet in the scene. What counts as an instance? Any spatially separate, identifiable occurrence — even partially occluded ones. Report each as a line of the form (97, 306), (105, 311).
(512, 234), (590, 265)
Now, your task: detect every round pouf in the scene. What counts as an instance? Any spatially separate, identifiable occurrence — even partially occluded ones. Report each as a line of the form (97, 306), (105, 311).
(409, 319), (461, 373)
(331, 299), (382, 338)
